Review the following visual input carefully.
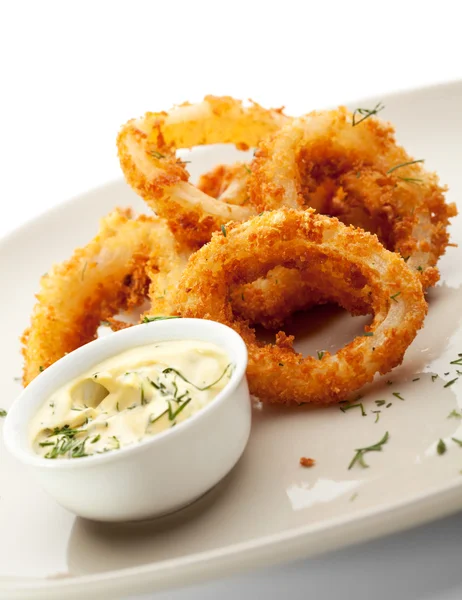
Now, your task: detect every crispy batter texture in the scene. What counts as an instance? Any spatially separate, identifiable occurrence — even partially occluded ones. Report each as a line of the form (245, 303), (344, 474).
(174, 209), (427, 404)
(196, 162), (250, 206)
(21, 209), (185, 385)
(249, 108), (457, 288)
(117, 96), (290, 247)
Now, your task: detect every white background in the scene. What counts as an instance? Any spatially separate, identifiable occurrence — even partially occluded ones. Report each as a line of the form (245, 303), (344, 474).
(2, 1), (462, 598)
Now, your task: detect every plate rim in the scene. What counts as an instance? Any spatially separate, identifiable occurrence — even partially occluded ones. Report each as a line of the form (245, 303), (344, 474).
(2, 78), (462, 599)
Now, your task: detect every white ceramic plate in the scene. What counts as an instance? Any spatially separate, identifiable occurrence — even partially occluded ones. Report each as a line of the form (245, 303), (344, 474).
(1, 81), (462, 600)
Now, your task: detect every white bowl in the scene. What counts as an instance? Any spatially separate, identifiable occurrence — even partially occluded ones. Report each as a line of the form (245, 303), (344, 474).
(4, 319), (250, 522)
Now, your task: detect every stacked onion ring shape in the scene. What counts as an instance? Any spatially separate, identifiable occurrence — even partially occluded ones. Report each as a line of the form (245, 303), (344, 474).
(249, 107), (456, 288)
(174, 208), (427, 404)
(117, 95), (290, 248)
(21, 209), (188, 386)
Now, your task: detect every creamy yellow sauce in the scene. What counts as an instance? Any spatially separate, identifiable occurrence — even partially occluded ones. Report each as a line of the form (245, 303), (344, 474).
(30, 340), (232, 459)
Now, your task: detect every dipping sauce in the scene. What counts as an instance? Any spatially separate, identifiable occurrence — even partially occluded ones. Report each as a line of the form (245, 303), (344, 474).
(30, 340), (232, 459)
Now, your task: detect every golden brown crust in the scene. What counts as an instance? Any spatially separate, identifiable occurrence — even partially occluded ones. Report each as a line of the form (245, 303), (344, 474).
(117, 96), (290, 248)
(174, 208), (427, 404)
(21, 210), (185, 386)
(249, 107), (456, 286)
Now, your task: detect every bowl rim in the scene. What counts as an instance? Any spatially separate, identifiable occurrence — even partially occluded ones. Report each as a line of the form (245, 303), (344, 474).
(4, 318), (248, 470)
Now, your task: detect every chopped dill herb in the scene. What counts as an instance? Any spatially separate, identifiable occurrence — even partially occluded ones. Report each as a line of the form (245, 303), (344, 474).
(91, 434), (101, 444)
(444, 378), (458, 388)
(221, 224), (227, 237)
(141, 385), (147, 405)
(416, 266), (423, 272)
(167, 397), (192, 421)
(386, 380), (393, 386)
(390, 292), (401, 302)
(116, 402), (120, 412)
(392, 392), (405, 401)
(450, 357), (462, 365)
(375, 400), (386, 407)
(386, 402), (392, 408)
(348, 431), (389, 470)
(363, 332), (374, 337)
(437, 439), (447, 455)
(412, 378), (420, 382)
(317, 351), (325, 360)
(244, 164), (252, 174)
(109, 436), (120, 450)
(447, 409), (462, 419)
(162, 363), (232, 391)
(372, 410), (381, 423)
(0, 409), (7, 417)
(432, 374), (439, 382)
(340, 402), (366, 417)
(148, 409), (169, 426)
(387, 159), (425, 175)
(352, 102), (385, 126)
(451, 437), (462, 447)
(279, 363), (284, 367)
(39, 366), (44, 372)
(350, 492), (359, 502)
(38, 441), (54, 447)
(142, 315), (180, 323)
(150, 150), (165, 159)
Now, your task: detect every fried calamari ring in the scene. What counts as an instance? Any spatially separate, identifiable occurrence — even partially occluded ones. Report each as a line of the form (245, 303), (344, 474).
(174, 208), (427, 404)
(196, 162), (251, 206)
(21, 209), (186, 385)
(250, 108), (457, 288)
(117, 96), (289, 247)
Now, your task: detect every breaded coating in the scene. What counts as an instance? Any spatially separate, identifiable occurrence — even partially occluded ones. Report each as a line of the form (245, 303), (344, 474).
(249, 108), (456, 288)
(174, 209), (427, 404)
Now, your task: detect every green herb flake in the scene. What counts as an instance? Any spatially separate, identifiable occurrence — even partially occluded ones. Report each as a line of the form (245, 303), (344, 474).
(317, 351), (325, 360)
(372, 410), (381, 423)
(348, 431), (389, 470)
(350, 492), (359, 502)
(150, 150), (165, 159)
(340, 402), (367, 417)
(444, 378), (458, 388)
(91, 434), (101, 444)
(448, 409), (462, 419)
(451, 437), (462, 447)
(363, 331), (374, 337)
(387, 159), (425, 175)
(392, 392), (405, 401)
(81, 261), (88, 281)
(375, 400), (386, 407)
(244, 165), (252, 174)
(432, 374), (439, 382)
(142, 315), (180, 323)
(39, 366), (44, 372)
(412, 378), (420, 382)
(386, 402), (392, 408)
(0, 408), (7, 417)
(437, 439), (447, 455)
(390, 292), (401, 302)
(220, 224), (227, 237)
(162, 363), (232, 391)
(386, 380), (393, 386)
(352, 102), (385, 127)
